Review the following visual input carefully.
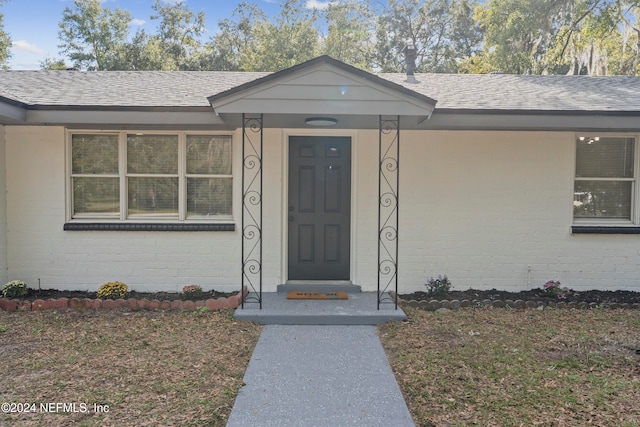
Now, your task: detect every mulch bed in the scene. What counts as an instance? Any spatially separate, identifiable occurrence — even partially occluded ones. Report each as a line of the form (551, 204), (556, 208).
(401, 288), (640, 304)
(399, 288), (640, 310)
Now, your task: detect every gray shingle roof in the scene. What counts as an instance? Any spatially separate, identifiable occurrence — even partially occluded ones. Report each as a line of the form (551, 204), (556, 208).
(382, 73), (640, 112)
(0, 70), (268, 108)
(1, 68), (639, 112)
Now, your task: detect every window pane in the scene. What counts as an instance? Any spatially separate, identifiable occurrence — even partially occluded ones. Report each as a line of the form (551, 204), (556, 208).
(186, 135), (232, 175)
(576, 137), (634, 178)
(128, 177), (178, 216)
(573, 180), (632, 219)
(72, 134), (118, 174)
(73, 177), (119, 215)
(187, 178), (232, 216)
(127, 134), (178, 174)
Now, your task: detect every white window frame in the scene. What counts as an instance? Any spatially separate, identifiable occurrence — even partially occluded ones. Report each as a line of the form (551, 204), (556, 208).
(67, 130), (234, 223)
(573, 133), (640, 226)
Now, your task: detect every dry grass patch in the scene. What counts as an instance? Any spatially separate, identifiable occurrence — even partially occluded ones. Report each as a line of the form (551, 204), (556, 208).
(0, 308), (261, 426)
(379, 307), (640, 427)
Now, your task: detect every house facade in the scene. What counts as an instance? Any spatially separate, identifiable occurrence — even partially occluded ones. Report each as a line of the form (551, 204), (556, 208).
(1, 56), (640, 296)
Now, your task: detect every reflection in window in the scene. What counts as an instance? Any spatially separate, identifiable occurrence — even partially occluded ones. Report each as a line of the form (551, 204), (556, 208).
(70, 132), (232, 221)
(574, 136), (635, 221)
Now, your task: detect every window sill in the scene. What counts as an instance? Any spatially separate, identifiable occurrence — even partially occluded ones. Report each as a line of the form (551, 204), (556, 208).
(572, 225), (640, 234)
(63, 222), (235, 232)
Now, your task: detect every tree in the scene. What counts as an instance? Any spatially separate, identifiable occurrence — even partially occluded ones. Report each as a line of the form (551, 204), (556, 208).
(203, 2), (266, 71)
(470, 0), (640, 75)
(149, 0), (205, 70)
(245, 0), (319, 71)
(40, 57), (68, 70)
(0, 0), (11, 69)
(552, 1), (640, 75)
(470, 0), (574, 74)
(321, 0), (375, 70)
(58, 0), (131, 70)
(374, 0), (483, 73)
(206, 0), (319, 72)
(121, 30), (167, 71)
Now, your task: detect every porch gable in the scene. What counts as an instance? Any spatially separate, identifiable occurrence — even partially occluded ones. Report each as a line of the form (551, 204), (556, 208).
(208, 56), (437, 128)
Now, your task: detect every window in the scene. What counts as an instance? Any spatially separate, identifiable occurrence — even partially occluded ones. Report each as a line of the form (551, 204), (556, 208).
(71, 134), (120, 217)
(70, 132), (232, 221)
(574, 136), (635, 222)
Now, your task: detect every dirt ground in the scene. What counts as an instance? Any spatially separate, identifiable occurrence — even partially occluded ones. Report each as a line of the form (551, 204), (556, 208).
(0, 309), (261, 427)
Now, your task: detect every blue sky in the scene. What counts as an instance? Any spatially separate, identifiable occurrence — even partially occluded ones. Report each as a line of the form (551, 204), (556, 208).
(3, 0), (334, 69)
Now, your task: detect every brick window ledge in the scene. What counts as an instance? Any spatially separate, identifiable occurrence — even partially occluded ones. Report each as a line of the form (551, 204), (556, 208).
(64, 222), (235, 232)
(572, 226), (640, 234)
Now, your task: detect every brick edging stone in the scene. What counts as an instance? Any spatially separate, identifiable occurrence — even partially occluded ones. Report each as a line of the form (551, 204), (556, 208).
(0, 288), (248, 312)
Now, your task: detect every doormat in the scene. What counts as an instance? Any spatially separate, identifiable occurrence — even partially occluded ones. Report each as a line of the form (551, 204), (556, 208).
(286, 291), (348, 300)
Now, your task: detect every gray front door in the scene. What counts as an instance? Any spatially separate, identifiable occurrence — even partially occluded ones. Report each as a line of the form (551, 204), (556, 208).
(288, 136), (351, 280)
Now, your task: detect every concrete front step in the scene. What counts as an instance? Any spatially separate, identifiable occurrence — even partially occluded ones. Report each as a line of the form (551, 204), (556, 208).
(234, 291), (406, 325)
(276, 283), (363, 294)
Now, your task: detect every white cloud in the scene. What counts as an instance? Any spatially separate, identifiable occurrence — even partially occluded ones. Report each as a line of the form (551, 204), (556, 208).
(11, 40), (45, 55)
(131, 18), (146, 26)
(11, 61), (42, 70)
(305, 0), (336, 10)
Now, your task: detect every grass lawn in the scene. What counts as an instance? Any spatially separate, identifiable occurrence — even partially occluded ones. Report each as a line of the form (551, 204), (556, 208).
(379, 307), (640, 427)
(2, 305), (639, 426)
(0, 309), (261, 427)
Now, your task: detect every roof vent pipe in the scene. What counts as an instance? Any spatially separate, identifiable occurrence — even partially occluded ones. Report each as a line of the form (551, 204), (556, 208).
(403, 42), (417, 75)
(402, 42), (418, 83)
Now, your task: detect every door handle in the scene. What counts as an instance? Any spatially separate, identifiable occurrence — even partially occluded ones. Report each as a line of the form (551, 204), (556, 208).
(289, 216), (295, 222)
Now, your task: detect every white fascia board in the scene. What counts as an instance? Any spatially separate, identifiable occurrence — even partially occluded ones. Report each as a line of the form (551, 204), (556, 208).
(26, 110), (225, 126)
(0, 101), (27, 123)
(427, 112), (640, 131)
(218, 98), (432, 116)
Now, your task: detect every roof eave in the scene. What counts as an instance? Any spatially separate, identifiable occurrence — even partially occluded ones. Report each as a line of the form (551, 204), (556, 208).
(0, 98), (28, 124)
(434, 108), (640, 116)
(427, 110), (640, 131)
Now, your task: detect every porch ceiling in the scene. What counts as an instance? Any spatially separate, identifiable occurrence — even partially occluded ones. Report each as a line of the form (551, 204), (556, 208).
(208, 56), (437, 128)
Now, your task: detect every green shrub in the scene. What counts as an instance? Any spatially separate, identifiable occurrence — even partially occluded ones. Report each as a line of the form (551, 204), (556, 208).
(425, 275), (452, 297)
(97, 281), (129, 300)
(182, 284), (204, 300)
(2, 280), (28, 298)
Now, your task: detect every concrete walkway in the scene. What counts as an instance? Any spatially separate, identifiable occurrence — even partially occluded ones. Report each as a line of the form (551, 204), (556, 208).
(226, 324), (415, 427)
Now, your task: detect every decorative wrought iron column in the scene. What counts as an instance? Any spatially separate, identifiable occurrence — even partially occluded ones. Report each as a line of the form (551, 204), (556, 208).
(241, 114), (263, 308)
(378, 115), (400, 309)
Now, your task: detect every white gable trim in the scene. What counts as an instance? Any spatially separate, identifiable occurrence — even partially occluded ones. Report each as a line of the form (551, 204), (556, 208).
(209, 57), (437, 119)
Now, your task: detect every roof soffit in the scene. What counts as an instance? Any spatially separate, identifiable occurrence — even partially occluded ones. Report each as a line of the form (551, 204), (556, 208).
(208, 56), (437, 117)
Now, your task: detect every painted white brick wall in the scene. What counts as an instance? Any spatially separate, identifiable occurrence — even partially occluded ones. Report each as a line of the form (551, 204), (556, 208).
(261, 128), (285, 292)
(4, 126), (640, 294)
(0, 126), (7, 284)
(5, 126), (244, 293)
(352, 130), (380, 291)
(394, 130), (640, 293)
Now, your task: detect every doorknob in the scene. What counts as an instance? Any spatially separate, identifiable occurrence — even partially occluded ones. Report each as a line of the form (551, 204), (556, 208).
(289, 216), (295, 222)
